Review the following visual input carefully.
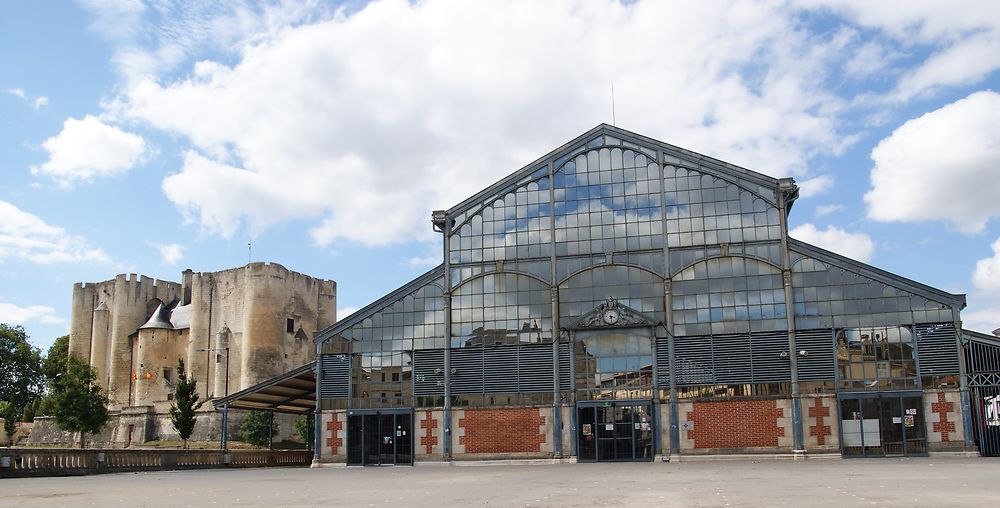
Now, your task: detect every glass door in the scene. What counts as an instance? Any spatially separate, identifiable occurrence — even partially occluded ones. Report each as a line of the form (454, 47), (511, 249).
(347, 411), (413, 466)
(577, 401), (653, 462)
(839, 393), (926, 458)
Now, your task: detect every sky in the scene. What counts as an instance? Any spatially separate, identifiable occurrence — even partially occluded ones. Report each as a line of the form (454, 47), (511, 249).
(2, 0), (999, 352)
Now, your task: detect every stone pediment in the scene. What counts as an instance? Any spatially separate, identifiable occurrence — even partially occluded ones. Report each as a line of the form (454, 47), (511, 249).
(567, 297), (656, 330)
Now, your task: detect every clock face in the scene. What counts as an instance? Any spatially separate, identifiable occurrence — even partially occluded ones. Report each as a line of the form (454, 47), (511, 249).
(602, 309), (620, 325)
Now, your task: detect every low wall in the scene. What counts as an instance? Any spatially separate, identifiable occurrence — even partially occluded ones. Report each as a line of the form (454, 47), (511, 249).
(0, 448), (313, 478)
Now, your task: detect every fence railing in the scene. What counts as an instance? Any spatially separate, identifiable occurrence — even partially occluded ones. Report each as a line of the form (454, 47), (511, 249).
(0, 448), (313, 478)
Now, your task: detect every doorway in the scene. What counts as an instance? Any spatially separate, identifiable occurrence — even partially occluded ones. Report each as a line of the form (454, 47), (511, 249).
(347, 410), (413, 466)
(839, 393), (926, 457)
(577, 401), (654, 462)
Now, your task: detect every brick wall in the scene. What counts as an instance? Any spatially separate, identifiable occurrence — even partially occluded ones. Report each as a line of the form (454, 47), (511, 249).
(925, 390), (965, 450)
(678, 399), (791, 452)
(454, 407), (552, 458)
(803, 395), (839, 451)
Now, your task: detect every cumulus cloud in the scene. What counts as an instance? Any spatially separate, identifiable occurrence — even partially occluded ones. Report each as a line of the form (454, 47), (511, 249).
(974, 237), (1000, 294)
(962, 304), (1000, 336)
(0, 199), (110, 264)
(798, 175), (834, 198)
(803, 1), (1000, 101)
(864, 91), (1000, 233)
(0, 302), (65, 325)
(790, 223), (875, 262)
(147, 242), (184, 265)
(6, 87), (49, 109)
(31, 115), (147, 187)
(110, 0), (861, 247)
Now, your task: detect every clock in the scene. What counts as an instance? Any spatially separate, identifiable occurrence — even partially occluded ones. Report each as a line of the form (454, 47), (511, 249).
(602, 309), (621, 325)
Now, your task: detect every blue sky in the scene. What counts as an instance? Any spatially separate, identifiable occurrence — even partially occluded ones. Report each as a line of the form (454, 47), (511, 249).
(2, 1), (999, 351)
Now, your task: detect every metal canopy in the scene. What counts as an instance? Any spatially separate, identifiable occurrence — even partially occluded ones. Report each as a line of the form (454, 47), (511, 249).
(212, 362), (316, 415)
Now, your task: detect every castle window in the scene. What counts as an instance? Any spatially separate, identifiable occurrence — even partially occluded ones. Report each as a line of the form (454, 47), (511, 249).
(287, 318), (295, 333)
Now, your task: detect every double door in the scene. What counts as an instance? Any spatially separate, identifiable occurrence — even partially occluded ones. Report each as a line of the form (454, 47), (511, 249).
(839, 393), (926, 457)
(577, 401), (654, 462)
(347, 410), (412, 466)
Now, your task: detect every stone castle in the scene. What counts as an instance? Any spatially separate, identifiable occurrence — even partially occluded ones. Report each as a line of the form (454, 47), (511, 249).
(37, 262), (336, 445)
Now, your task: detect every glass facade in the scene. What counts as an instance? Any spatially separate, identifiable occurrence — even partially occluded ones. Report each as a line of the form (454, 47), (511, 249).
(315, 127), (966, 458)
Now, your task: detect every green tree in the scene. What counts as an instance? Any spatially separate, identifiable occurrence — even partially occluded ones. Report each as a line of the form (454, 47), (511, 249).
(169, 358), (203, 449)
(0, 324), (45, 422)
(294, 415), (314, 450)
(239, 410), (277, 448)
(42, 334), (69, 385)
(52, 356), (110, 448)
(0, 401), (15, 446)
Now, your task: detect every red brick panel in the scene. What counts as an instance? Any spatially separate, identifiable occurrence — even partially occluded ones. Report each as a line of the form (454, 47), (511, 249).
(420, 410), (438, 454)
(459, 408), (545, 453)
(326, 416), (343, 455)
(808, 398), (831, 445)
(687, 400), (784, 449)
(931, 392), (956, 442)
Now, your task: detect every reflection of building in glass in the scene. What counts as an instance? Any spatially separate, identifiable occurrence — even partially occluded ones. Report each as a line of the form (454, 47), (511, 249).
(304, 125), (993, 462)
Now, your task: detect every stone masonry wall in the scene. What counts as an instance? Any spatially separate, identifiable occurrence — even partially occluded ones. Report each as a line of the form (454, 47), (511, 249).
(804, 395), (839, 451)
(925, 389), (966, 451)
(416, 410), (444, 459)
(322, 410), (347, 461)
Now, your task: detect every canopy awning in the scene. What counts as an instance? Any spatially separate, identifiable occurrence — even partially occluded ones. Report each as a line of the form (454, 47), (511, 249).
(212, 362), (316, 415)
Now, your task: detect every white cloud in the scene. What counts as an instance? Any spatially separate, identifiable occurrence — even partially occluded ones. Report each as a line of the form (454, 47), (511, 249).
(798, 175), (834, 198)
(864, 91), (1000, 233)
(0, 302), (65, 325)
(114, 1), (859, 247)
(6, 87), (48, 109)
(814, 204), (845, 217)
(337, 306), (359, 321)
(152, 242), (184, 265)
(974, 237), (1000, 295)
(0, 199), (110, 264)
(962, 304), (1000, 336)
(31, 115), (147, 187)
(790, 223), (875, 263)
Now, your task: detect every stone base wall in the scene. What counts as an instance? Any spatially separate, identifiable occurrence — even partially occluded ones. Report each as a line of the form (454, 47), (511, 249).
(28, 408), (305, 447)
(925, 389), (967, 451)
(454, 407), (553, 459)
(803, 395), (839, 452)
(321, 410), (347, 461)
(416, 409), (444, 460)
(677, 399), (793, 453)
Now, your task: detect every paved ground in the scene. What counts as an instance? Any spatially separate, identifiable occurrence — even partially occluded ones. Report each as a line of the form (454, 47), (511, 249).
(3, 457), (999, 507)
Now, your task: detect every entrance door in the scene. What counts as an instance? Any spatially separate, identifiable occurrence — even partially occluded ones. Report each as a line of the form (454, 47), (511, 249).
(971, 385), (1000, 456)
(839, 394), (925, 457)
(577, 401), (654, 462)
(348, 411), (413, 466)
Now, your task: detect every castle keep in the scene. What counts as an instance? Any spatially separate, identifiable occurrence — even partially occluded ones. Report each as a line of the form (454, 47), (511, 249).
(57, 262), (335, 444)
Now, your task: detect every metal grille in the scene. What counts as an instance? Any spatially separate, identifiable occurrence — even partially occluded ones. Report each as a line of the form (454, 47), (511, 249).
(485, 346), (519, 392)
(916, 323), (960, 376)
(655, 336), (671, 384)
(675, 335), (715, 386)
(450, 348), (485, 395)
(795, 328), (836, 381)
(413, 349), (445, 396)
(967, 339), (1000, 380)
(750, 330), (791, 383)
(558, 342), (572, 391)
(713, 333), (752, 384)
(518, 343), (555, 393)
(318, 354), (350, 399)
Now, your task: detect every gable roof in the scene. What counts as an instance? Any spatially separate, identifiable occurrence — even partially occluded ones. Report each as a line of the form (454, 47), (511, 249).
(446, 123), (789, 219)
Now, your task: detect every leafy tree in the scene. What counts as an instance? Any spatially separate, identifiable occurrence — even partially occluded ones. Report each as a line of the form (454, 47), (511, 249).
(0, 401), (15, 446)
(239, 410), (277, 448)
(42, 334), (69, 385)
(36, 395), (56, 417)
(294, 415), (314, 450)
(52, 356), (110, 448)
(21, 399), (37, 422)
(169, 358), (203, 449)
(0, 324), (45, 422)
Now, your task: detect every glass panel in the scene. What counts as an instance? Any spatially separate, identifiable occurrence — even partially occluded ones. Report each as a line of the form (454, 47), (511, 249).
(840, 398), (863, 457)
(902, 396), (926, 455)
(836, 326), (917, 391)
(574, 330), (653, 400)
(578, 406), (597, 461)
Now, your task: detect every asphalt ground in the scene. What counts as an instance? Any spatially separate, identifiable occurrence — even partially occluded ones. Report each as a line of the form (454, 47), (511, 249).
(3, 457), (999, 507)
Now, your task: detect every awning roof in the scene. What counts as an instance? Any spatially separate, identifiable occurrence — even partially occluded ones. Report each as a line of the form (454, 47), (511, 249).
(212, 362), (316, 415)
